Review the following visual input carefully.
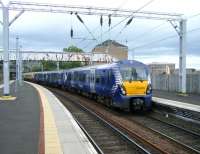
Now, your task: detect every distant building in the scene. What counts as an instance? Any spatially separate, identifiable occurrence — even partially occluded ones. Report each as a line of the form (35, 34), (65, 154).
(148, 62), (175, 74)
(92, 40), (128, 60)
(195, 70), (200, 74)
(174, 68), (197, 74)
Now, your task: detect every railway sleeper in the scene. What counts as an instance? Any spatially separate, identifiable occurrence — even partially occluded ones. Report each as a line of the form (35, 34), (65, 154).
(91, 133), (117, 139)
(102, 145), (130, 152)
(96, 140), (125, 146)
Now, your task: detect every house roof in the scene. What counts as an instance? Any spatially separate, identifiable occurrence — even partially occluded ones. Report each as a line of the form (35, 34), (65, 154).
(95, 40), (127, 48)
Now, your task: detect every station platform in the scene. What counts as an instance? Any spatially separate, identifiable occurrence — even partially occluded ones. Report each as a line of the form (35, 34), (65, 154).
(0, 82), (97, 154)
(152, 90), (200, 113)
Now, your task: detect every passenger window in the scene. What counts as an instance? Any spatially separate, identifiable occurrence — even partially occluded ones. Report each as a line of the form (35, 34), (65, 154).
(75, 73), (79, 81)
(88, 74), (90, 83)
(68, 74), (71, 81)
(105, 70), (108, 84)
(96, 76), (100, 83)
(78, 74), (81, 81)
(108, 70), (111, 82)
(71, 74), (74, 80)
(83, 74), (86, 82)
(101, 76), (105, 85)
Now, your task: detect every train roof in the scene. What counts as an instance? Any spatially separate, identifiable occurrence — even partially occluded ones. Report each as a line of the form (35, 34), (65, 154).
(65, 60), (148, 71)
(29, 60), (148, 75)
(117, 60), (148, 68)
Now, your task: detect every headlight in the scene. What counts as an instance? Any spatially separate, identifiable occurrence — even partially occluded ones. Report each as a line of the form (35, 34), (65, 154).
(146, 84), (152, 94)
(119, 84), (126, 95)
(121, 89), (126, 95)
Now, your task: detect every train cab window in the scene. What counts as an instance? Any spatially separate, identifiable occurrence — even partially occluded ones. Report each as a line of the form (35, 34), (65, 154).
(120, 67), (148, 81)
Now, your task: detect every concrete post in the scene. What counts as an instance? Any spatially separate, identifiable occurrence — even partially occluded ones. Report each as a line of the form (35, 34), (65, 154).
(57, 61), (59, 71)
(90, 53), (93, 65)
(179, 19), (187, 93)
(41, 63), (44, 72)
(16, 36), (19, 82)
(2, 6), (10, 95)
(19, 46), (23, 85)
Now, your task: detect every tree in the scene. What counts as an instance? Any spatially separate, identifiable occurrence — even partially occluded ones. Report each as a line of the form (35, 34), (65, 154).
(40, 60), (57, 71)
(60, 61), (83, 69)
(61, 45), (84, 69)
(63, 45), (83, 53)
(31, 65), (42, 72)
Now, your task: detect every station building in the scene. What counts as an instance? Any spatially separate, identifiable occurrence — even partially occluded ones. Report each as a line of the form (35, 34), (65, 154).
(92, 40), (128, 60)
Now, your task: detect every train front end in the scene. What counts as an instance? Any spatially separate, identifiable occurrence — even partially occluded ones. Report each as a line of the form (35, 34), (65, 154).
(113, 60), (152, 111)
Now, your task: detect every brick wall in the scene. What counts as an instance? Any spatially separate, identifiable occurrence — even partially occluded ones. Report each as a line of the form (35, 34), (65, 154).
(93, 44), (128, 60)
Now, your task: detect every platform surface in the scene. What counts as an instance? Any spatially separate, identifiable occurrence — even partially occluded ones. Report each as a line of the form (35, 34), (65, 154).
(0, 82), (40, 154)
(29, 82), (97, 154)
(0, 82), (97, 154)
(153, 90), (200, 106)
(153, 90), (200, 112)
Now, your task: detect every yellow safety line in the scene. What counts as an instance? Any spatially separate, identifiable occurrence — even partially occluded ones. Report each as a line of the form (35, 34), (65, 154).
(29, 83), (63, 154)
(0, 95), (16, 101)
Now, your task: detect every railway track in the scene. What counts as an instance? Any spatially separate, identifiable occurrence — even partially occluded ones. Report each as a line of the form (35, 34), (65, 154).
(49, 87), (200, 154)
(51, 88), (152, 154)
(153, 103), (200, 123)
(128, 114), (200, 153)
(151, 109), (200, 133)
(149, 113), (200, 137)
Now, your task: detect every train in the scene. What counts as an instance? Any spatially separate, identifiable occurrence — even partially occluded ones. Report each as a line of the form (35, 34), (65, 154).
(25, 60), (152, 111)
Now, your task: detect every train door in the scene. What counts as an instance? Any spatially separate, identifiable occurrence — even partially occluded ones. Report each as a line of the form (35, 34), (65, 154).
(71, 71), (75, 88)
(90, 68), (95, 93)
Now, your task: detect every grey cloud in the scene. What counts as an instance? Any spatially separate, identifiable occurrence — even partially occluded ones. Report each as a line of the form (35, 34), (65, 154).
(0, 10), (199, 58)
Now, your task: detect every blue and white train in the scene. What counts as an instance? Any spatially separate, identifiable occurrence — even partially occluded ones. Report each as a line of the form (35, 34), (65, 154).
(25, 60), (152, 111)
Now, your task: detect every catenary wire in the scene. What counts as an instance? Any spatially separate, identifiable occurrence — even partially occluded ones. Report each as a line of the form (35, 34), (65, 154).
(129, 26), (200, 50)
(83, 0), (155, 50)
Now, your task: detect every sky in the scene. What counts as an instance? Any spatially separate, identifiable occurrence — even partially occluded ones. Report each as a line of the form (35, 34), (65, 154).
(0, 0), (200, 69)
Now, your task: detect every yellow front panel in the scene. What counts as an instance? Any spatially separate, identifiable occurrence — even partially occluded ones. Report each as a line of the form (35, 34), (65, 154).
(123, 81), (148, 96)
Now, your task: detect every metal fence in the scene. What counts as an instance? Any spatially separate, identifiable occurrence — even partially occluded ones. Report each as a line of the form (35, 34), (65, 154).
(151, 74), (200, 94)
